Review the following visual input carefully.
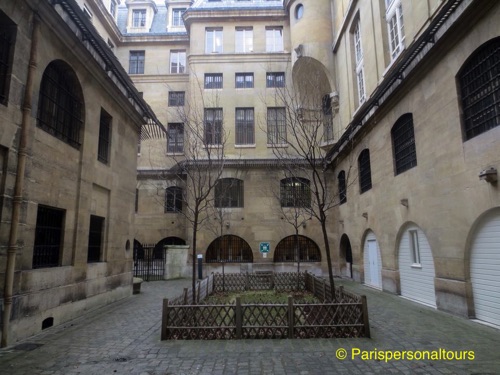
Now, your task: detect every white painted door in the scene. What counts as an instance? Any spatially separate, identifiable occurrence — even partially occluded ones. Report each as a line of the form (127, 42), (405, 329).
(363, 233), (382, 289)
(398, 225), (436, 307)
(470, 210), (500, 326)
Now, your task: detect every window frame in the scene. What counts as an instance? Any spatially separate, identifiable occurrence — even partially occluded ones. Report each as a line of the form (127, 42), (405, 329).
(132, 9), (147, 28)
(32, 205), (65, 269)
(204, 108), (223, 145)
(170, 50), (186, 74)
(280, 177), (311, 208)
(0, 12), (17, 106)
(215, 178), (244, 208)
(235, 27), (253, 53)
(205, 27), (223, 54)
(165, 186), (183, 213)
(266, 26), (284, 52)
(129, 50), (145, 74)
(392, 113), (417, 175)
(266, 72), (285, 88)
(409, 229), (421, 267)
(386, 0), (405, 60)
(267, 107), (287, 145)
(353, 20), (366, 105)
(87, 215), (104, 263)
(235, 73), (254, 89)
(235, 108), (255, 145)
(204, 73), (223, 89)
(168, 91), (185, 106)
(98, 109), (112, 164)
(167, 123), (184, 154)
(172, 8), (186, 27)
(358, 149), (372, 194)
(338, 170), (347, 204)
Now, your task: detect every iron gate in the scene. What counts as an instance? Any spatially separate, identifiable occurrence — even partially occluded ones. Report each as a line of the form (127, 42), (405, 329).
(133, 242), (166, 281)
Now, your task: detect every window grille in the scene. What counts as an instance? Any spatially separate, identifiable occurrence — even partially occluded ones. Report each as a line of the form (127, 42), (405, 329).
(33, 206), (65, 269)
(168, 91), (185, 106)
(392, 113), (417, 175)
(338, 170), (347, 204)
(87, 215), (104, 263)
(0, 14), (16, 106)
(267, 107), (286, 144)
(204, 108), (223, 145)
(215, 178), (244, 208)
(204, 73), (223, 89)
(37, 61), (83, 148)
(266, 72), (285, 88)
(98, 109), (112, 164)
(206, 235), (253, 263)
(280, 177), (311, 208)
(235, 108), (254, 145)
(165, 186), (183, 213)
(459, 38), (500, 140)
(358, 149), (372, 193)
(235, 73), (254, 89)
(167, 123), (184, 153)
(273, 235), (321, 262)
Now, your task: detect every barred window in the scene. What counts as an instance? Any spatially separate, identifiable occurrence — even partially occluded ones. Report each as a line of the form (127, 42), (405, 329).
(459, 38), (500, 140)
(338, 170), (347, 204)
(206, 235), (253, 263)
(280, 177), (311, 208)
(205, 73), (223, 89)
(235, 108), (254, 145)
(273, 235), (321, 262)
(167, 123), (184, 153)
(392, 113), (417, 175)
(267, 107), (286, 144)
(87, 215), (104, 263)
(358, 149), (372, 194)
(235, 73), (253, 89)
(129, 51), (145, 74)
(215, 178), (244, 208)
(165, 186), (183, 213)
(168, 91), (185, 106)
(266, 72), (285, 88)
(33, 205), (65, 269)
(98, 109), (112, 164)
(37, 60), (84, 148)
(204, 108), (223, 145)
(0, 11), (16, 106)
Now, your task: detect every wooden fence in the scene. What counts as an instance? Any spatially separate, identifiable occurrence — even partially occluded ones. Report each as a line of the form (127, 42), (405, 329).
(161, 272), (370, 340)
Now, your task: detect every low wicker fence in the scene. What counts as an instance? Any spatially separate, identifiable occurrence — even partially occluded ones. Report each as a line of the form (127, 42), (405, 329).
(161, 272), (370, 340)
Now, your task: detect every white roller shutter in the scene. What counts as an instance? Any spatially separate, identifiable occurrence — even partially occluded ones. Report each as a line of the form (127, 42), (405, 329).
(470, 210), (500, 326)
(363, 232), (382, 289)
(398, 225), (436, 307)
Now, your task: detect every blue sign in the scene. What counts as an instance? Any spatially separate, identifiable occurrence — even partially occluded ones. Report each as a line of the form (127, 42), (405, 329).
(259, 242), (270, 253)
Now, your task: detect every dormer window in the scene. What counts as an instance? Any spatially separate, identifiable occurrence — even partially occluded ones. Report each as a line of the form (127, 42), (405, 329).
(172, 8), (185, 27)
(132, 9), (146, 27)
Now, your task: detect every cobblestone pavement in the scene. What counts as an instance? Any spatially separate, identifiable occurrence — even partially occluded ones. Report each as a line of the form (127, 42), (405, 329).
(0, 278), (499, 375)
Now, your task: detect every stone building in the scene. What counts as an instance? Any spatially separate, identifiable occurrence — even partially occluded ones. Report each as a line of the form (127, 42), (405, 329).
(0, 0), (164, 345)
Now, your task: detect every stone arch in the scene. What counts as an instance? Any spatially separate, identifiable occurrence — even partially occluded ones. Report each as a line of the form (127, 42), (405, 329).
(339, 234), (353, 278)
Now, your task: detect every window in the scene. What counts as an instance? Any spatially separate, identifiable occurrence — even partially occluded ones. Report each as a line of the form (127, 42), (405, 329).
(0, 11), (16, 106)
(167, 123), (184, 153)
(110, 0), (117, 18)
(172, 8), (185, 27)
(280, 177), (311, 208)
(135, 188), (139, 212)
(87, 215), (104, 263)
(206, 235), (253, 263)
(132, 9), (146, 28)
(295, 4), (304, 20)
(353, 20), (366, 104)
(266, 72), (285, 88)
(322, 94), (334, 142)
(206, 28), (223, 53)
(33, 205), (65, 269)
(409, 230), (421, 266)
(459, 38), (500, 140)
(204, 73), (223, 89)
(386, 0), (405, 60)
(215, 178), (244, 208)
(168, 91), (185, 106)
(274, 235), (321, 262)
(267, 107), (286, 144)
(204, 108), (223, 145)
(235, 73), (254, 89)
(129, 51), (145, 74)
(170, 50), (186, 74)
(235, 27), (253, 53)
(392, 113), (417, 175)
(266, 27), (283, 52)
(98, 109), (112, 164)
(83, 4), (93, 20)
(235, 108), (254, 145)
(338, 170), (346, 204)
(358, 149), (372, 193)
(165, 186), (183, 213)
(37, 60), (84, 148)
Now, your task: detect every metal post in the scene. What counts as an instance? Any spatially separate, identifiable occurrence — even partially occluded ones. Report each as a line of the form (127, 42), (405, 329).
(361, 295), (371, 338)
(161, 299), (169, 340)
(235, 297), (242, 339)
(288, 296), (294, 338)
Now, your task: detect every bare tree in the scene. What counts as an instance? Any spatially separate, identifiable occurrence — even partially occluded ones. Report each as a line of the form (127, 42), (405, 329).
(261, 64), (353, 299)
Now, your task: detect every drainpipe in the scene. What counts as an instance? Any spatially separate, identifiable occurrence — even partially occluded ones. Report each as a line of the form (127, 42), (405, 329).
(2, 14), (39, 348)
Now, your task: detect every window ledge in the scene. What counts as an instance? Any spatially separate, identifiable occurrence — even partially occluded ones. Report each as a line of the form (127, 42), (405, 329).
(411, 263), (422, 269)
(235, 144), (256, 148)
(166, 152), (184, 156)
(267, 143), (288, 148)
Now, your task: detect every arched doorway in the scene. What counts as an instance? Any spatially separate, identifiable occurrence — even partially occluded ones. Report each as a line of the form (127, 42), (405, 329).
(205, 235), (253, 263)
(153, 236), (186, 259)
(363, 231), (382, 289)
(339, 234), (353, 278)
(273, 235), (321, 262)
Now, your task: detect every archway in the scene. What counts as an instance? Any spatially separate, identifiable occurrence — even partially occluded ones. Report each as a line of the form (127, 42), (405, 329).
(362, 231), (382, 289)
(206, 235), (253, 263)
(339, 234), (353, 278)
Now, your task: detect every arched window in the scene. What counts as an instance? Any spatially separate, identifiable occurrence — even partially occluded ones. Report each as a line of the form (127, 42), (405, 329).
(206, 235), (253, 263)
(37, 60), (84, 148)
(165, 186), (183, 213)
(280, 177), (310, 207)
(215, 178), (244, 208)
(459, 38), (500, 140)
(338, 170), (346, 204)
(153, 236), (186, 259)
(358, 149), (372, 193)
(391, 113), (417, 175)
(273, 235), (321, 262)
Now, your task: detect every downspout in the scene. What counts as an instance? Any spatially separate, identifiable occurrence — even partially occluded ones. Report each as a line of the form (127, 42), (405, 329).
(2, 14), (39, 348)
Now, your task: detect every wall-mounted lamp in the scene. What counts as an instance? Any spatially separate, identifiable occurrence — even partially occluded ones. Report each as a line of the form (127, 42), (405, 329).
(225, 221), (230, 229)
(479, 166), (498, 183)
(362, 212), (368, 219)
(400, 199), (409, 208)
